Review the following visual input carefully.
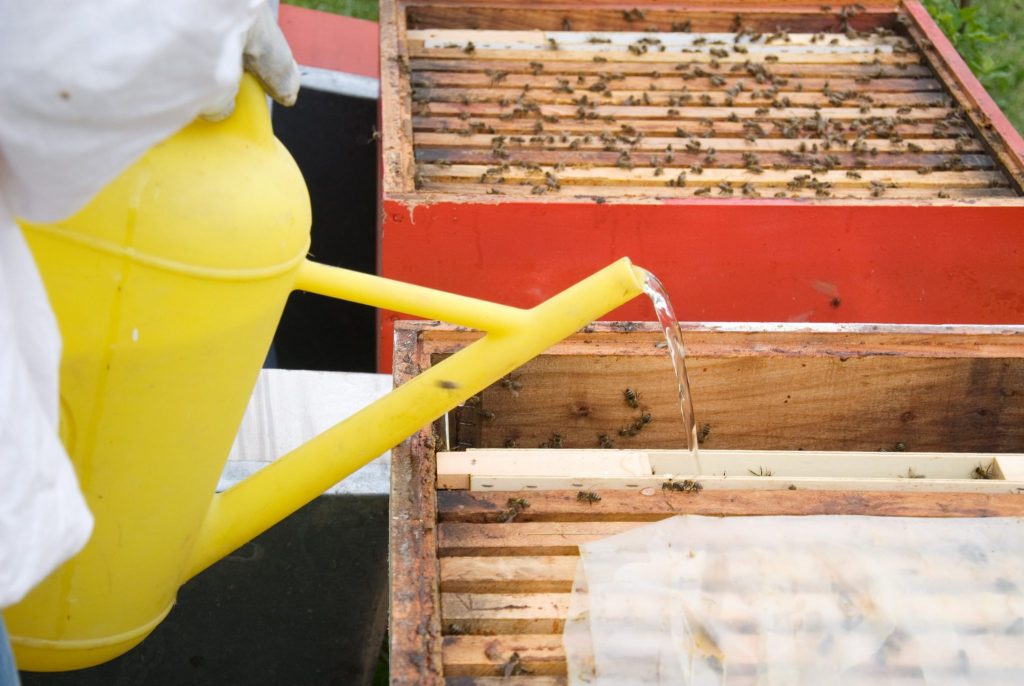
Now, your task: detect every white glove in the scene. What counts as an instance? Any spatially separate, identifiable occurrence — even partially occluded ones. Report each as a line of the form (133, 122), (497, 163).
(200, 3), (300, 121)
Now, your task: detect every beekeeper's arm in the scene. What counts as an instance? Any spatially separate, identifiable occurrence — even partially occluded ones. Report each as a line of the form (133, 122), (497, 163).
(0, 0), (299, 609)
(0, 0), (298, 222)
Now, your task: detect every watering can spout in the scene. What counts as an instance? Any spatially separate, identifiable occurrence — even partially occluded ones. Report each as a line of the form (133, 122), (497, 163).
(185, 256), (647, 579)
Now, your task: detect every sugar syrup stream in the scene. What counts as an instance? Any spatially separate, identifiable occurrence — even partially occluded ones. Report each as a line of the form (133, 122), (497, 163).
(641, 270), (700, 469)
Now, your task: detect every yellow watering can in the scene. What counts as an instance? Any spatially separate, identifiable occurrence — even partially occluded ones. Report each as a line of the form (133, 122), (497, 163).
(5, 75), (648, 671)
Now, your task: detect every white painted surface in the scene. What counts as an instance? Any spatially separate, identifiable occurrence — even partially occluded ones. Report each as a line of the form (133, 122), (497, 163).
(222, 369), (392, 494)
(298, 65), (380, 99)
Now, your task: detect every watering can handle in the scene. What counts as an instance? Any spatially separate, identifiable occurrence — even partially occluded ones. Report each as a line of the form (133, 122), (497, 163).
(186, 257), (648, 578)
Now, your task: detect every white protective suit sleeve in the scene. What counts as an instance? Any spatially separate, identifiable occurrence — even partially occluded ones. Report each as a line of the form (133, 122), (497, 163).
(0, 0), (268, 609)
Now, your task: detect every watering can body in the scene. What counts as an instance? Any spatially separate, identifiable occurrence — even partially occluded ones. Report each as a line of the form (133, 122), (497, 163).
(7, 77), (311, 670)
(6, 76), (648, 671)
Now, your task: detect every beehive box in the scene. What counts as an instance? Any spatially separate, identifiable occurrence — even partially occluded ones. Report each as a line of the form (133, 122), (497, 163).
(377, 0), (1024, 371)
(389, 321), (1024, 683)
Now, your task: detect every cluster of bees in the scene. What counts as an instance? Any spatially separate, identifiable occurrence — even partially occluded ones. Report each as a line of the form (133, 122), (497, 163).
(493, 384), (659, 451)
(497, 496), (530, 522)
(662, 478), (704, 493)
(410, 4), (1012, 199)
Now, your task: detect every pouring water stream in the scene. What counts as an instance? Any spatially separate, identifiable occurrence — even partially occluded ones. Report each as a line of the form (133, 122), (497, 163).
(640, 270), (700, 472)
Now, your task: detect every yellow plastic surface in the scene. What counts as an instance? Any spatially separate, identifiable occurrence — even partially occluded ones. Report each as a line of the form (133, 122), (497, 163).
(5, 75), (646, 671)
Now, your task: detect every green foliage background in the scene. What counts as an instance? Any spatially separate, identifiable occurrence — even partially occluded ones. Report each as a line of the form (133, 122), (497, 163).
(285, 0), (1023, 133)
(284, 0), (379, 21)
(922, 0), (1024, 132)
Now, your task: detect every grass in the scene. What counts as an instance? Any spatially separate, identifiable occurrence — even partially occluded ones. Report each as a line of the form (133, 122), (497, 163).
(284, 0), (379, 21)
(923, 0), (1024, 132)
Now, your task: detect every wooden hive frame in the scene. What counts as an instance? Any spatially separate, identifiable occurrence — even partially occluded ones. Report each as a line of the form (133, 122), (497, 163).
(376, 0), (1024, 373)
(381, 0), (1024, 200)
(390, 321), (1024, 683)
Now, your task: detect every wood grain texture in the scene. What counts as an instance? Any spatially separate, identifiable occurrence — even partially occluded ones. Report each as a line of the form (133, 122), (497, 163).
(442, 634), (566, 677)
(414, 131), (983, 152)
(409, 45), (925, 66)
(390, 2), (1021, 201)
(416, 148), (991, 171)
(437, 488), (1024, 523)
(380, 0), (415, 193)
(451, 349), (1024, 453)
(413, 85), (953, 108)
(418, 102), (955, 121)
(443, 592), (568, 634)
(392, 322), (1024, 680)
(418, 182), (1015, 200)
(418, 163), (1002, 189)
(406, 6), (899, 33)
(410, 56), (935, 78)
(446, 679), (566, 686)
(441, 633), (1024, 677)
(412, 115), (970, 140)
(409, 29), (916, 49)
(412, 71), (945, 93)
(444, 589), (1021, 636)
(390, 324), (445, 685)
(441, 556), (579, 593)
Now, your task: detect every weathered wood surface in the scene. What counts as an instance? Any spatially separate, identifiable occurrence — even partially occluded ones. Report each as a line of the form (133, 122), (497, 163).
(419, 182), (1017, 200)
(436, 488), (1024, 523)
(409, 44), (926, 66)
(417, 147), (992, 171)
(406, 5), (901, 34)
(442, 635), (566, 677)
(436, 495), (1024, 558)
(414, 132), (980, 152)
(437, 448), (1024, 493)
(411, 57), (935, 78)
(390, 323), (445, 685)
(450, 345), (1024, 454)
(446, 678), (566, 686)
(392, 322), (1024, 681)
(441, 555), (579, 593)
(409, 29), (916, 49)
(445, 678), (566, 686)
(418, 163), (1002, 192)
(441, 632), (1023, 678)
(394, 3), (1018, 201)
(380, 0), (415, 193)
(435, 487), (1024, 679)
(413, 72), (946, 93)
(440, 548), (1015, 594)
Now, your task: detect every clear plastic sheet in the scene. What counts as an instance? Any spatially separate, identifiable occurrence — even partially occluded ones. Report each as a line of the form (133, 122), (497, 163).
(564, 515), (1024, 685)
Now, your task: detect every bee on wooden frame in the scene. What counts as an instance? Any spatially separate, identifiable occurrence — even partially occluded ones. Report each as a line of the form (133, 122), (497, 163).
(498, 497), (530, 523)
(502, 652), (528, 677)
(623, 388), (641, 408)
(974, 461), (998, 480)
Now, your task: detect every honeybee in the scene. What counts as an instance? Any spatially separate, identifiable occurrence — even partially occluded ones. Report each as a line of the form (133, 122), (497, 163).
(623, 388), (641, 408)
(974, 461), (997, 480)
